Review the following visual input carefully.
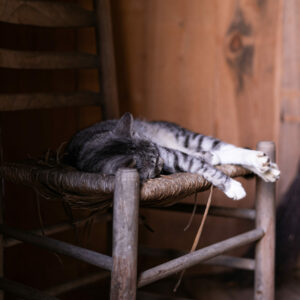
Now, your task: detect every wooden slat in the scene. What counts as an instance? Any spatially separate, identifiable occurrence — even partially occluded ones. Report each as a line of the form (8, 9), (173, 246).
(150, 203), (256, 220)
(278, 0), (300, 198)
(95, 0), (120, 119)
(0, 48), (99, 70)
(0, 224), (113, 270)
(0, 92), (100, 111)
(0, 278), (59, 300)
(138, 228), (264, 288)
(4, 213), (111, 248)
(0, 0), (96, 28)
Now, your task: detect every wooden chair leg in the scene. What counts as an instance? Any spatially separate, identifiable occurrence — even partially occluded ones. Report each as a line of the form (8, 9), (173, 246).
(110, 169), (140, 300)
(255, 141), (276, 300)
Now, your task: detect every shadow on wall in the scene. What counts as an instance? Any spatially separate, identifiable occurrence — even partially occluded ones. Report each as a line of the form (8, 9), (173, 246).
(276, 163), (300, 282)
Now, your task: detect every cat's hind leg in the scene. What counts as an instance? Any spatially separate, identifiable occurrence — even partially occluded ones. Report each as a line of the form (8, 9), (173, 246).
(210, 145), (280, 182)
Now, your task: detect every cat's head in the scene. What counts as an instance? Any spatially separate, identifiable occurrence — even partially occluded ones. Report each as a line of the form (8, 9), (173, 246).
(94, 113), (163, 181)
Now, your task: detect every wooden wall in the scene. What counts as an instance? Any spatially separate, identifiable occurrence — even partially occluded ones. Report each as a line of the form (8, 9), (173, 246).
(279, 0), (300, 197)
(113, 0), (279, 145)
(110, 0), (299, 259)
(111, 0), (299, 198)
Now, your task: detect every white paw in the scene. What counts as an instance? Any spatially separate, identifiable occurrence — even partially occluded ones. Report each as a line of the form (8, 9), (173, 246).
(224, 179), (246, 200)
(258, 162), (280, 182)
(247, 151), (280, 182)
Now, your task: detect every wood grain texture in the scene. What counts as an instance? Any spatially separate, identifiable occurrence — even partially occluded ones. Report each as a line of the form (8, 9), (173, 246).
(113, 0), (280, 145)
(0, 0), (96, 28)
(94, 0), (120, 119)
(278, 0), (300, 197)
(0, 92), (100, 111)
(111, 169), (139, 300)
(112, 0), (281, 256)
(255, 142), (276, 300)
(0, 48), (99, 69)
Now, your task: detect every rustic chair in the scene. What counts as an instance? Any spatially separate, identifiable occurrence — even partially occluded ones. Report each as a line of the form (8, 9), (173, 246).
(0, 1), (276, 299)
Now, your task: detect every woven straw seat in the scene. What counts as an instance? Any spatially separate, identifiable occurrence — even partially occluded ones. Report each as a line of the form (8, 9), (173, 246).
(0, 160), (251, 211)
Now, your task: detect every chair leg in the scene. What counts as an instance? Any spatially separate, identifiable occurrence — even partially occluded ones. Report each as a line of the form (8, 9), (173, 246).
(255, 141), (276, 300)
(110, 169), (140, 300)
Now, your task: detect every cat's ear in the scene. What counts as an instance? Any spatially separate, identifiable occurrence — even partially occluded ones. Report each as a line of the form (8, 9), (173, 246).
(113, 112), (134, 137)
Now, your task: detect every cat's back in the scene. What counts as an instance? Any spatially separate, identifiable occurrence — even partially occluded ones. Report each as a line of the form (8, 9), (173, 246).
(132, 119), (180, 149)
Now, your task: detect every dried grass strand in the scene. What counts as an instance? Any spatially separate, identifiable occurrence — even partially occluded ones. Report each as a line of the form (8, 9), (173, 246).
(174, 185), (213, 292)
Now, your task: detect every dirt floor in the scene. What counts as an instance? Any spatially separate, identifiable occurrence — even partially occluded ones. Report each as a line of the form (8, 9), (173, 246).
(136, 273), (300, 300)
(60, 269), (300, 300)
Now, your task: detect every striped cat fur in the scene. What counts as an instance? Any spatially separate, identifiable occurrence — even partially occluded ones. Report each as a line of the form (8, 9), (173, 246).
(64, 113), (280, 200)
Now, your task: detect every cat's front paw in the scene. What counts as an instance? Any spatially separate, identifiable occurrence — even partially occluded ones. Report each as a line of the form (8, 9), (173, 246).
(248, 151), (280, 182)
(224, 179), (246, 200)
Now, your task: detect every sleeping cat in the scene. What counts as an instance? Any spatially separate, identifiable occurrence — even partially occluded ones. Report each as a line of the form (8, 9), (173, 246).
(64, 113), (280, 200)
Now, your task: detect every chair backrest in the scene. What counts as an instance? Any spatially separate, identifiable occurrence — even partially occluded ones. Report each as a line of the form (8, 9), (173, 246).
(0, 0), (119, 119)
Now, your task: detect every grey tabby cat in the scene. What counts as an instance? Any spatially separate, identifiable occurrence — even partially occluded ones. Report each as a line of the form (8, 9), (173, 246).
(64, 113), (280, 200)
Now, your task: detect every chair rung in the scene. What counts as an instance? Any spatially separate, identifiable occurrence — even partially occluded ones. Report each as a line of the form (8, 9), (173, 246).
(4, 213), (111, 248)
(45, 271), (110, 296)
(139, 246), (255, 271)
(0, 48), (99, 70)
(0, 277), (59, 300)
(0, 0), (96, 28)
(150, 203), (256, 220)
(0, 92), (101, 111)
(204, 255), (255, 270)
(0, 224), (112, 271)
(138, 228), (264, 287)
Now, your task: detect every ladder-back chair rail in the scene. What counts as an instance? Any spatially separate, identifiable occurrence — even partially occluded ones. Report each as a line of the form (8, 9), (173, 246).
(0, 0), (119, 118)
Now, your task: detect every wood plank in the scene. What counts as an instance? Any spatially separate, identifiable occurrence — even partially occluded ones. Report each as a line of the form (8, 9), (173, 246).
(0, 0), (96, 28)
(278, 0), (300, 197)
(150, 203), (256, 220)
(214, 0), (280, 147)
(0, 92), (100, 111)
(0, 48), (99, 69)
(0, 278), (59, 300)
(95, 0), (120, 119)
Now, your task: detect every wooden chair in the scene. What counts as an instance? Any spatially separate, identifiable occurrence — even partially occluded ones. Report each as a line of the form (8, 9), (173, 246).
(0, 0), (119, 298)
(0, 1), (276, 299)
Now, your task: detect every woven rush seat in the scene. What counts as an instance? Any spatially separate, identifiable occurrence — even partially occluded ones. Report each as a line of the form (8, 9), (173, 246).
(0, 160), (251, 211)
